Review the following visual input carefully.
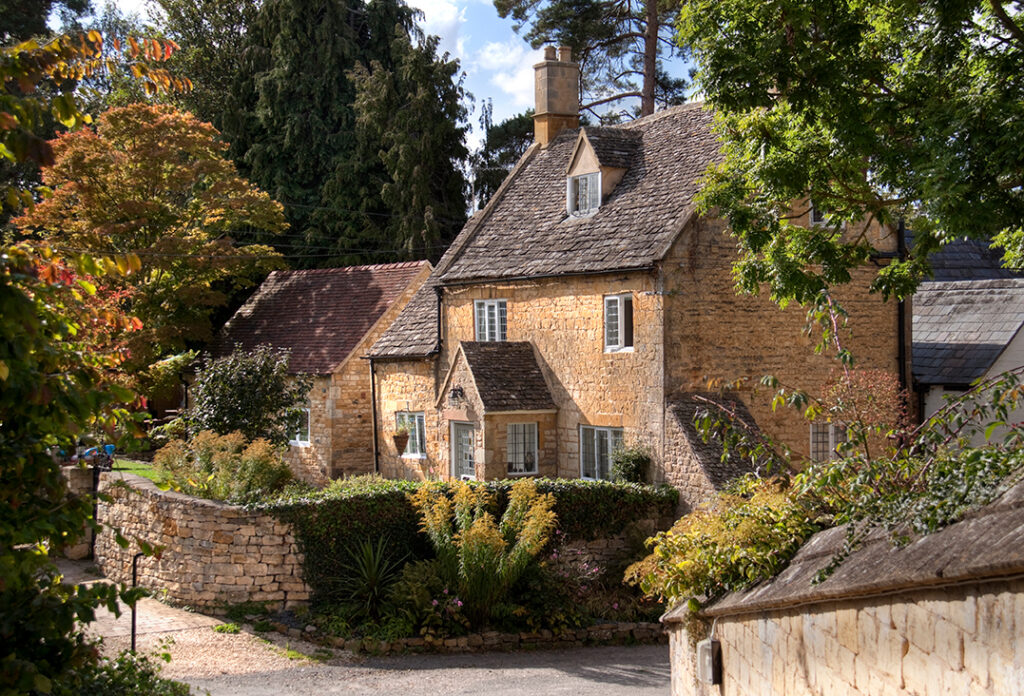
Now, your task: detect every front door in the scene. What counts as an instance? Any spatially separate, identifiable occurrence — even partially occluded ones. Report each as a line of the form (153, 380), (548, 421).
(451, 422), (475, 480)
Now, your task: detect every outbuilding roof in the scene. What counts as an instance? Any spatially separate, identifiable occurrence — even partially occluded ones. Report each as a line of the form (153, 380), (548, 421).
(215, 261), (429, 374)
(912, 279), (1024, 386)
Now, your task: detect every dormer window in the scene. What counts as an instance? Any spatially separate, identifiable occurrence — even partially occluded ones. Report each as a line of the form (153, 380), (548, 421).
(568, 172), (601, 216)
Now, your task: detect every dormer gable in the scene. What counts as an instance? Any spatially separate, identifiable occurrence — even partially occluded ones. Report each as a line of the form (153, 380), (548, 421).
(565, 127), (642, 217)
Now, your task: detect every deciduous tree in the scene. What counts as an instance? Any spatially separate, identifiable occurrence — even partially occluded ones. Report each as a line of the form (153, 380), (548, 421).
(16, 103), (286, 383)
(678, 0), (1024, 304)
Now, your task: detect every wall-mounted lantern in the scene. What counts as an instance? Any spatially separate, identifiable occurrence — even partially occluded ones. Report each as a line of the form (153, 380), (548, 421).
(449, 385), (465, 404)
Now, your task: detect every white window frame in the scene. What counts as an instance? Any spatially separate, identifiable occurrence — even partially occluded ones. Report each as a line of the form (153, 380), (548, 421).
(604, 293), (634, 353)
(396, 411), (426, 458)
(474, 299), (507, 342)
(506, 422), (539, 476)
(810, 422), (847, 461)
(579, 425), (623, 480)
(567, 171), (601, 217)
(451, 421), (476, 480)
(809, 201), (829, 227)
(289, 407), (311, 447)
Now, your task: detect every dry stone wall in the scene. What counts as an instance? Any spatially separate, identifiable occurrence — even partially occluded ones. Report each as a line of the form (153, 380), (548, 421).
(94, 472), (309, 610)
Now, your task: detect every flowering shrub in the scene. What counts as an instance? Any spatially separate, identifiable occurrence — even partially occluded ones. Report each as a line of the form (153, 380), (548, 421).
(409, 479), (557, 626)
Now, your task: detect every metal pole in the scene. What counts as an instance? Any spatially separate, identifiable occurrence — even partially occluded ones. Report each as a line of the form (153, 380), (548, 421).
(131, 552), (145, 651)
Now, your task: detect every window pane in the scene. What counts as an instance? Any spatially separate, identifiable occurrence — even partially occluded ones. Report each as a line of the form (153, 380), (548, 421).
(810, 423), (830, 461)
(622, 295), (633, 347)
(588, 173), (600, 211)
(508, 423), (538, 474)
(581, 427), (596, 478)
(605, 297), (619, 348)
(475, 302), (486, 341)
(498, 301), (507, 341)
(596, 430), (609, 479)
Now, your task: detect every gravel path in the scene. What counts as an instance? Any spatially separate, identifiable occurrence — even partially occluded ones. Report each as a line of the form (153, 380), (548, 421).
(59, 559), (670, 695)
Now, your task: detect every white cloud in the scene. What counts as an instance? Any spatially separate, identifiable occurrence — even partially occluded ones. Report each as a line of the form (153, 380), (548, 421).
(474, 39), (542, 112)
(407, 0), (467, 60)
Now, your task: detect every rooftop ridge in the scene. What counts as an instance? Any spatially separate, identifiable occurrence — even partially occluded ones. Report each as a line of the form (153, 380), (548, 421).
(269, 260), (429, 277)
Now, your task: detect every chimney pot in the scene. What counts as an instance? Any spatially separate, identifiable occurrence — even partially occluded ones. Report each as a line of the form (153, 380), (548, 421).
(533, 46), (580, 146)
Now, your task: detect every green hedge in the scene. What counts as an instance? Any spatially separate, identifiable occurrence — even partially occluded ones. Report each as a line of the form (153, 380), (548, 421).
(256, 477), (678, 602)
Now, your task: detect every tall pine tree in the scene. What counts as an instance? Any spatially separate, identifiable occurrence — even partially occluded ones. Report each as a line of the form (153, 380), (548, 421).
(223, 0), (468, 266)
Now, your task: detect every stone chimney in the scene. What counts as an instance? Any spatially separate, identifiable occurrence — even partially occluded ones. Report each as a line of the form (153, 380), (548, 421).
(533, 46), (579, 146)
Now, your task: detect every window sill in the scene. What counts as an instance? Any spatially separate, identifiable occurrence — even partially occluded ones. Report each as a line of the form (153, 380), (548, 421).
(289, 441), (311, 448)
(401, 453), (427, 460)
(604, 346), (635, 354)
(506, 470), (539, 477)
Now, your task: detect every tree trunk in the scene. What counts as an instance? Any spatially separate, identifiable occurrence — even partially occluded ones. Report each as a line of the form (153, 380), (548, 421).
(641, 0), (658, 116)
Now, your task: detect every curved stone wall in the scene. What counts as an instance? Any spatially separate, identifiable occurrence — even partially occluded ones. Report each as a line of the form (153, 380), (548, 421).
(94, 472), (309, 609)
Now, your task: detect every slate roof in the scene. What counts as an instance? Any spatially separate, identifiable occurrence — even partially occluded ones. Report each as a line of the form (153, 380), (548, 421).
(366, 280), (440, 359)
(907, 232), (1024, 282)
(667, 392), (760, 491)
(215, 261), (429, 374)
(580, 127), (643, 169)
(458, 341), (556, 412)
(663, 477), (1024, 620)
(436, 103), (719, 283)
(912, 279), (1024, 386)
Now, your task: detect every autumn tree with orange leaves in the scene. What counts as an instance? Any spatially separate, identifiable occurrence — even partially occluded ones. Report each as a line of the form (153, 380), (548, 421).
(17, 103), (286, 389)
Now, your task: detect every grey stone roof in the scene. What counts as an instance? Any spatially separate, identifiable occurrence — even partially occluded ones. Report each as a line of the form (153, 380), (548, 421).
(912, 279), (1024, 385)
(371, 104), (717, 358)
(667, 392), (760, 490)
(437, 103), (718, 283)
(906, 232), (1023, 281)
(460, 341), (556, 412)
(581, 127), (643, 169)
(663, 477), (1024, 621)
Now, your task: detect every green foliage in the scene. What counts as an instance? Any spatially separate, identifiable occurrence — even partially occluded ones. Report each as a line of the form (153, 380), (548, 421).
(410, 479), (557, 626)
(332, 537), (408, 621)
(633, 370), (1024, 610)
(384, 560), (471, 639)
(186, 345), (312, 446)
(471, 103), (534, 209)
(212, 623), (240, 634)
(223, 0), (469, 266)
(67, 650), (191, 696)
(677, 0), (1024, 303)
(153, 430), (294, 503)
(494, 0), (688, 118)
(260, 475), (676, 604)
(1, 0), (90, 44)
(610, 444), (651, 484)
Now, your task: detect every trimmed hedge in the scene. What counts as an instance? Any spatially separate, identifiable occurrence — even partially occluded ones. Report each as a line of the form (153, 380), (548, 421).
(256, 477), (677, 602)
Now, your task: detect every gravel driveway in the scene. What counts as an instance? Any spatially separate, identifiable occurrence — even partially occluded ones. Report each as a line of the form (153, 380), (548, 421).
(61, 559), (669, 695)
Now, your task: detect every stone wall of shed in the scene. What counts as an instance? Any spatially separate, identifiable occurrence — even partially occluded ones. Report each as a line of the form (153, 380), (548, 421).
(662, 217), (903, 465)
(94, 473), (309, 609)
(375, 358), (444, 480)
(668, 578), (1024, 696)
(439, 272), (665, 479)
(284, 375), (332, 485)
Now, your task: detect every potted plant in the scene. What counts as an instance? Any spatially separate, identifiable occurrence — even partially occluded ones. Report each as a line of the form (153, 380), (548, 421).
(391, 425), (410, 454)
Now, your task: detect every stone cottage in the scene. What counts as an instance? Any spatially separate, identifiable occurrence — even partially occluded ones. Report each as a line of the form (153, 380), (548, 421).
(368, 47), (906, 509)
(216, 261), (431, 482)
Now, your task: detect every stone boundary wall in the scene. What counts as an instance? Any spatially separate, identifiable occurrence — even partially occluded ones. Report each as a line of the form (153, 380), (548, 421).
(301, 621), (666, 656)
(60, 464), (96, 560)
(94, 472), (309, 609)
(663, 480), (1024, 696)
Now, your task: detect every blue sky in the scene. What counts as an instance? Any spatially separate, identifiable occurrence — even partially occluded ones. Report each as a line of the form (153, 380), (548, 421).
(111, 0), (547, 146)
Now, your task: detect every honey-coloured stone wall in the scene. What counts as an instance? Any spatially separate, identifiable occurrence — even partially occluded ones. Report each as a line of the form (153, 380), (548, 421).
(283, 375), (332, 485)
(94, 472), (309, 609)
(375, 358), (444, 480)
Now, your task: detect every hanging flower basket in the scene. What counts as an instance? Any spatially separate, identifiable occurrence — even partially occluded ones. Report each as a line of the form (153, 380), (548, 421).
(392, 431), (410, 453)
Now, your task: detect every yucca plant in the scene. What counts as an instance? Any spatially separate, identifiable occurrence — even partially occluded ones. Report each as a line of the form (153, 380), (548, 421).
(410, 479), (557, 626)
(333, 536), (407, 621)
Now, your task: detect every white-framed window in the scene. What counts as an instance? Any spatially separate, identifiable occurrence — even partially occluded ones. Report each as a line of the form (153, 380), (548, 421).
(507, 423), (538, 475)
(289, 408), (311, 446)
(810, 422), (847, 461)
(810, 201), (829, 227)
(604, 293), (634, 352)
(452, 421), (476, 480)
(396, 411), (426, 458)
(567, 172), (601, 216)
(580, 425), (623, 480)
(474, 299), (507, 342)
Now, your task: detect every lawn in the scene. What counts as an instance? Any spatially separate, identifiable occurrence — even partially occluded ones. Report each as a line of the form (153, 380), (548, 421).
(113, 458), (161, 483)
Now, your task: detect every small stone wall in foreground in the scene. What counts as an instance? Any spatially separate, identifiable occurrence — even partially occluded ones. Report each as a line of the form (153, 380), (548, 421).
(60, 464), (96, 560)
(94, 472), (309, 609)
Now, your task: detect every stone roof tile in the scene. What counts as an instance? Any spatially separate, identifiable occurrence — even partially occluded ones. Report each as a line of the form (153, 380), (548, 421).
(460, 341), (556, 413)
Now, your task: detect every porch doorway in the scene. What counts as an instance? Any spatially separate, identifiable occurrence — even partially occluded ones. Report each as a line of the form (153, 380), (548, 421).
(451, 422), (475, 480)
